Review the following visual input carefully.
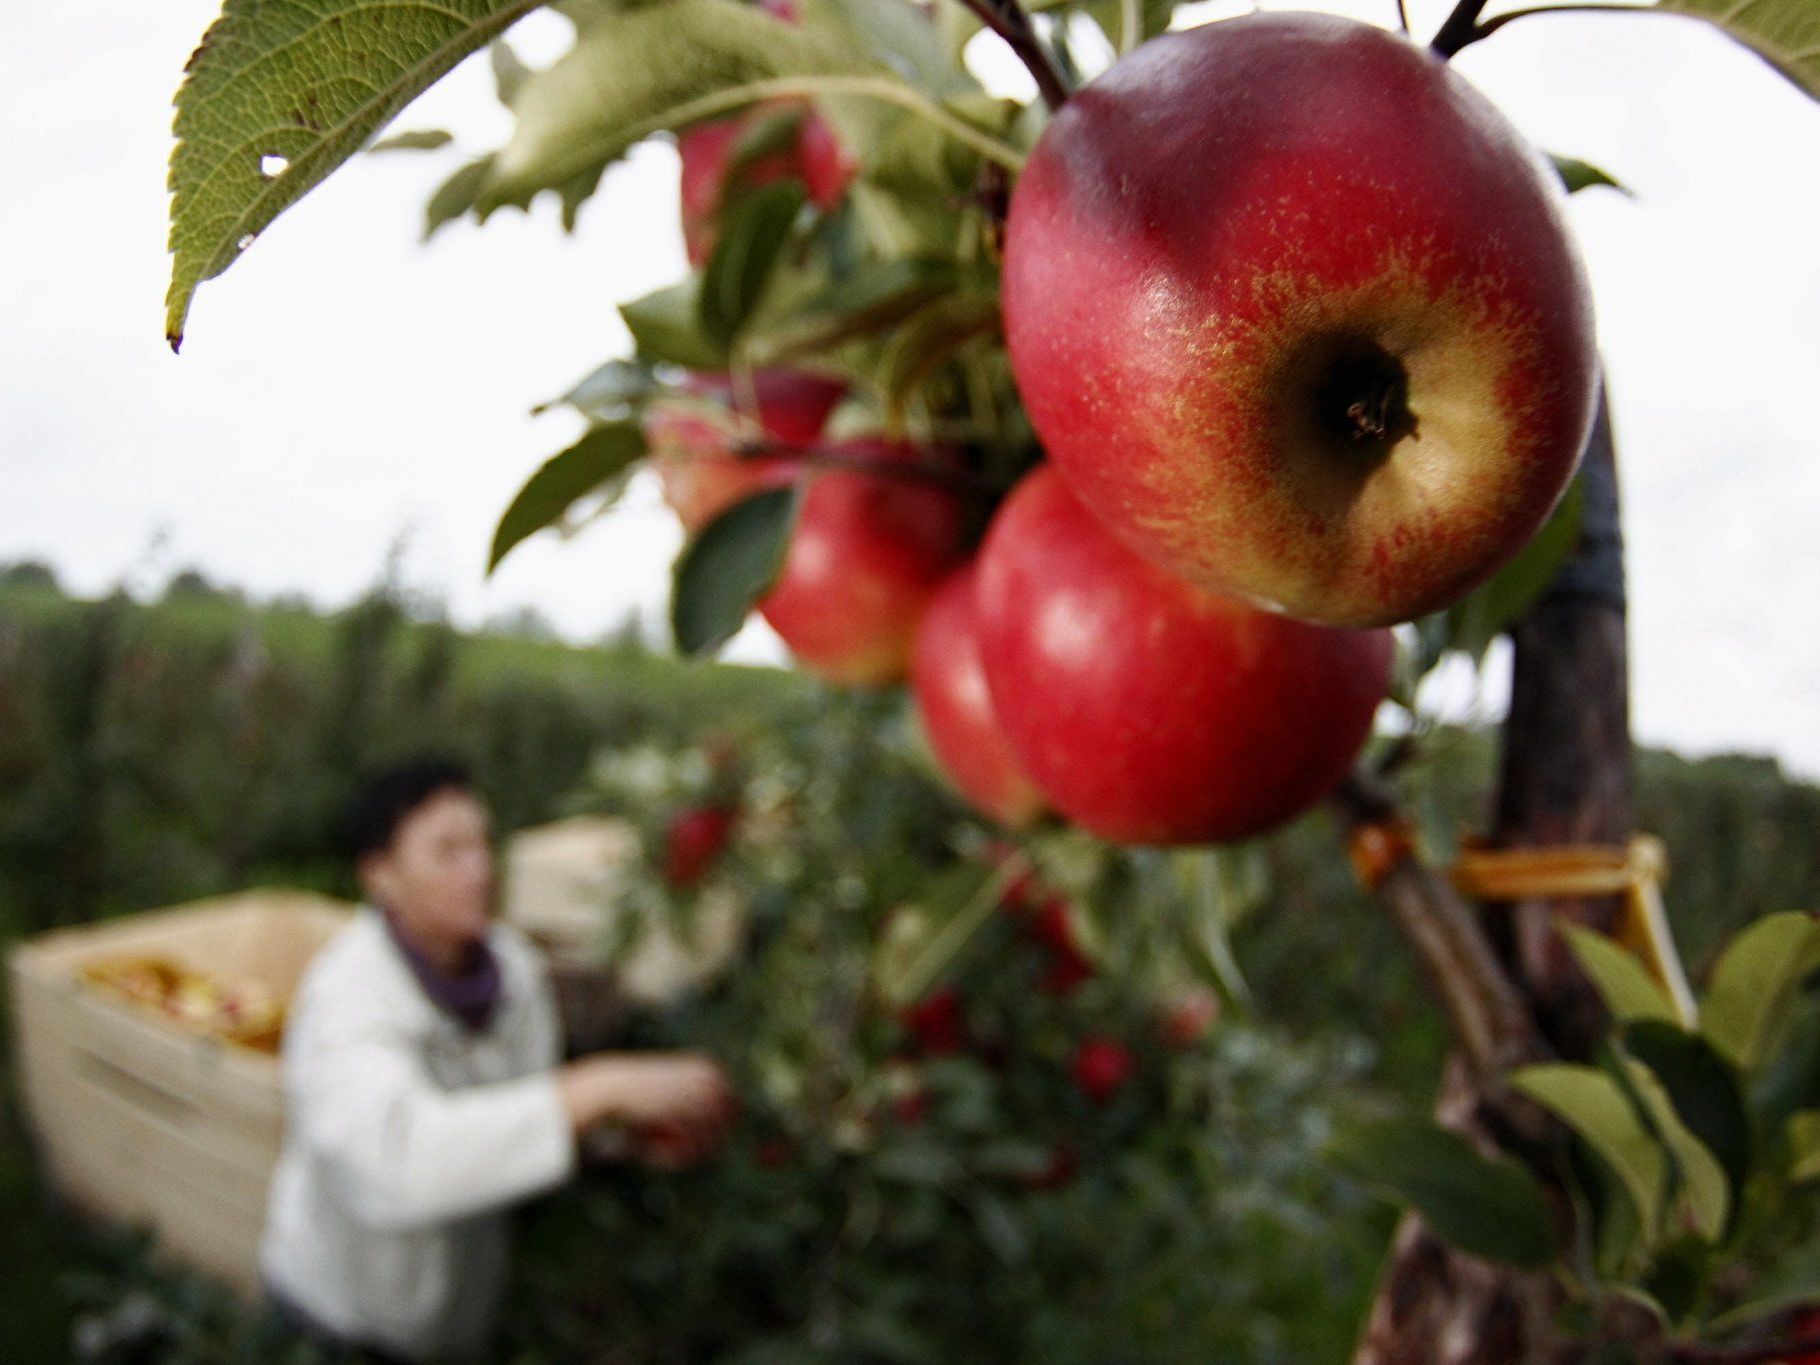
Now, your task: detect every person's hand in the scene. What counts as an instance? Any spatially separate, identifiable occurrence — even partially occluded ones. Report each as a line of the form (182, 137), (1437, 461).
(557, 1051), (738, 1151)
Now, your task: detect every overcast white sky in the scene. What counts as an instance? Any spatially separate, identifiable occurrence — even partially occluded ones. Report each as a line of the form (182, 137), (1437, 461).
(2, 0), (1817, 775)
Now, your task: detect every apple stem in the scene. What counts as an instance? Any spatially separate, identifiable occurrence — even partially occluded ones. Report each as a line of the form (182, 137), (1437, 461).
(1429, 0), (1492, 57)
(953, 0), (1074, 111)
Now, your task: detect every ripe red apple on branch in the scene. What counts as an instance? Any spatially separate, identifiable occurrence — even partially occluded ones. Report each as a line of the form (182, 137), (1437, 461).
(910, 561), (1048, 828)
(976, 466), (1393, 846)
(1071, 1037), (1135, 1105)
(678, 106), (853, 265)
(899, 985), (966, 1055)
(642, 370), (845, 532)
(1002, 12), (1599, 629)
(758, 437), (968, 687)
(674, 0), (852, 265)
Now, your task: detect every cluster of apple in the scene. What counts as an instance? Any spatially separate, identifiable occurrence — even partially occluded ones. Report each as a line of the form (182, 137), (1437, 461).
(646, 8), (1596, 850)
(81, 955), (288, 1051)
(889, 859), (1219, 1162)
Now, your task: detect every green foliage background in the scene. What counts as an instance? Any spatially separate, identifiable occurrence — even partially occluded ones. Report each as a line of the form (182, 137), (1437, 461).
(3, 566), (1817, 1360)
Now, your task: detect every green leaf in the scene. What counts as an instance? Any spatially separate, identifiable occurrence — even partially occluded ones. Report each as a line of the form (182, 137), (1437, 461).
(531, 359), (658, 419)
(698, 182), (807, 353)
(726, 104), (808, 177)
(488, 420), (645, 573)
(1788, 1109), (1820, 1183)
(1444, 471), (1585, 663)
(1704, 1231), (1820, 1335)
(1642, 1236), (1710, 1327)
(165, 0), (545, 347)
(481, 0), (860, 213)
(1700, 912), (1820, 1073)
(423, 156), (495, 240)
(368, 128), (454, 153)
(1548, 153), (1632, 197)
(620, 280), (730, 370)
(1081, 0), (1178, 54)
(971, 1138), (1056, 1181)
(1176, 847), (1257, 1015)
(877, 291), (1001, 423)
(805, 0), (976, 97)
(1615, 1055), (1729, 1242)
(671, 485), (801, 656)
(871, 1146), (960, 1185)
(753, 259), (958, 363)
(873, 857), (1026, 1009)
(1562, 923), (1680, 1026)
(970, 1189), (1031, 1266)
(489, 38), (532, 106)
(1324, 1119), (1557, 1268)
(1511, 1063), (1668, 1248)
(1621, 1021), (1752, 1223)
(1659, 0), (1820, 102)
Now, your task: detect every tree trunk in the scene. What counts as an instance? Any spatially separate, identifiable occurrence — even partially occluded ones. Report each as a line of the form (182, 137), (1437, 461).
(1352, 388), (1631, 1364)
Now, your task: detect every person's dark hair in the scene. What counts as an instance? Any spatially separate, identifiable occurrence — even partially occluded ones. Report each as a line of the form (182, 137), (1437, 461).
(342, 755), (478, 863)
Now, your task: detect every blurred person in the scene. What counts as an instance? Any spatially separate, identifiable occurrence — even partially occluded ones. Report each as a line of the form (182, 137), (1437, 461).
(260, 755), (737, 1362)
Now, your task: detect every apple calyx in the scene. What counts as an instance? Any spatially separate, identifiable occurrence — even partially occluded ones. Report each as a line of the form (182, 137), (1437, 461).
(1316, 339), (1415, 451)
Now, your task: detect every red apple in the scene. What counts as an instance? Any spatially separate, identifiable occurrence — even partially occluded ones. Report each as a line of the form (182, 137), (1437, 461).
(976, 466), (1392, 846)
(1040, 952), (1094, 997)
(758, 438), (967, 686)
(1158, 987), (1221, 1047)
(1002, 12), (1597, 629)
(796, 107), (855, 209)
(677, 20), (853, 271)
(910, 562), (1048, 827)
(678, 115), (803, 265)
(643, 370), (844, 531)
(662, 804), (737, 888)
(1072, 1037), (1135, 1104)
(900, 986), (966, 1055)
(635, 1117), (720, 1170)
(1778, 1309), (1820, 1365)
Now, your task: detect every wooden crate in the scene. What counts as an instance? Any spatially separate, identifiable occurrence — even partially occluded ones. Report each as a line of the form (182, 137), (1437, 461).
(7, 890), (353, 1296)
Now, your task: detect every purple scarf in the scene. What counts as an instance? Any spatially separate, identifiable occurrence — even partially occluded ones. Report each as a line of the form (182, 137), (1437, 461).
(380, 908), (503, 1032)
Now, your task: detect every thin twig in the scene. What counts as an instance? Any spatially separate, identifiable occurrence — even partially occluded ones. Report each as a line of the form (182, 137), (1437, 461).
(1394, 0), (1412, 36)
(1472, 3), (1652, 43)
(1430, 0), (1493, 57)
(953, 0), (1073, 111)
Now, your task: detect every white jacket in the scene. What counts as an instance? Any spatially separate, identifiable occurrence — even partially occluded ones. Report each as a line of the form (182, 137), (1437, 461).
(260, 907), (576, 1360)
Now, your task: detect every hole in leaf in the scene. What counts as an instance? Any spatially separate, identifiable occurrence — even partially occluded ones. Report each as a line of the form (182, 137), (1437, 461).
(259, 153), (289, 179)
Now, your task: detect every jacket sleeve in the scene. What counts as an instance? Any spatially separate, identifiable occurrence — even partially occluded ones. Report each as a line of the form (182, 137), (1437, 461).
(498, 925), (565, 1071)
(285, 964), (577, 1231)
